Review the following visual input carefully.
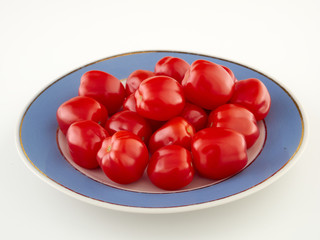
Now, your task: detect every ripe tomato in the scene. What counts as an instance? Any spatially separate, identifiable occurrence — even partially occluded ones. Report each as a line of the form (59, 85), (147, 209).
(229, 78), (271, 120)
(56, 96), (108, 135)
(148, 117), (195, 154)
(181, 59), (234, 110)
(179, 102), (208, 132)
(122, 93), (137, 112)
(66, 120), (109, 169)
(208, 104), (260, 148)
(105, 110), (152, 143)
(147, 145), (194, 190)
(221, 65), (237, 82)
(96, 131), (149, 184)
(192, 127), (248, 180)
(78, 70), (126, 115)
(135, 76), (185, 121)
(125, 69), (155, 96)
(154, 56), (190, 83)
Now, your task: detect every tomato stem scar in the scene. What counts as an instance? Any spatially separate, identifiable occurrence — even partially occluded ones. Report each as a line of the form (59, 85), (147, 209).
(106, 145), (111, 152)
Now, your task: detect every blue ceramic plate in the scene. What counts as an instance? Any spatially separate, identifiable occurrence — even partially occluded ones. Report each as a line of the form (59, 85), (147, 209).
(17, 51), (307, 213)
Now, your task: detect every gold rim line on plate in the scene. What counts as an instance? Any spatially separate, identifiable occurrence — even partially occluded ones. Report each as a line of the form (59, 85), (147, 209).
(18, 50), (305, 210)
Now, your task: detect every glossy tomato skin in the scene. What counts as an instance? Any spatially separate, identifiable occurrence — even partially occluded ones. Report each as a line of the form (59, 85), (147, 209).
(181, 59), (235, 110)
(78, 70), (126, 115)
(96, 131), (149, 184)
(179, 102), (208, 132)
(229, 78), (271, 120)
(148, 117), (195, 154)
(122, 93), (137, 112)
(154, 56), (190, 83)
(105, 110), (152, 143)
(66, 120), (109, 169)
(221, 65), (237, 82)
(122, 95), (165, 132)
(192, 127), (248, 180)
(208, 104), (259, 148)
(125, 69), (155, 96)
(56, 96), (108, 135)
(147, 145), (194, 190)
(135, 76), (185, 121)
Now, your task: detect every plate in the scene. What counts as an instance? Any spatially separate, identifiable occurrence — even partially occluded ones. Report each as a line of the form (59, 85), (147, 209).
(17, 50), (307, 213)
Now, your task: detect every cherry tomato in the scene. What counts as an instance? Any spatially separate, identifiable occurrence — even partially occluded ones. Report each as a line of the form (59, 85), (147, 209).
(78, 70), (126, 115)
(181, 59), (234, 110)
(96, 131), (149, 184)
(135, 76), (185, 121)
(221, 65), (237, 82)
(148, 117), (195, 154)
(192, 127), (248, 180)
(147, 145), (194, 190)
(105, 110), (152, 143)
(66, 120), (109, 169)
(154, 56), (190, 83)
(56, 96), (108, 135)
(122, 93), (137, 112)
(125, 69), (155, 96)
(179, 102), (208, 132)
(229, 78), (271, 120)
(208, 104), (259, 148)
(122, 95), (165, 132)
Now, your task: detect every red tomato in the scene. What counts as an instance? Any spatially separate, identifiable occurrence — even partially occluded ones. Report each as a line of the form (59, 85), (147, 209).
(208, 104), (260, 148)
(135, 76), (185, 121)
(96, 131), (149, 184)
(78, 70), (126, 115)
(66, 120), (109, 169)
(125, 69), (155, 96)
(147, 145), (194, 190)
(179, 102), (208, 132)
(154, 56), (190, 83)
(56, 96), (108, 135)
(122, 93), (137, 112)
(192, 127), (248, 180)
(122, 95), (165, 132)
(229, 78), (271, 120)
(181, 59), (235, 110)
(105, 110), (152, 143)
(221, 65), (237, 82)
(148, 117), (195, 154)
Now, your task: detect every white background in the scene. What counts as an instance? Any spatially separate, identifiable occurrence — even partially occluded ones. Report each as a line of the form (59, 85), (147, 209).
(1, 0), (320, 239)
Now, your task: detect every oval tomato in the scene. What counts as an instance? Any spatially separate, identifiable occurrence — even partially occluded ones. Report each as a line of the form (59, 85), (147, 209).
(148, 117), (195, 154)
(229, 78), (271, 120)
(179, 102), (208, 132)
(208, 104), (259, 148)
(192, 127), (248, 180)
(154, 56), (190, 83)
(125, 69), (155, 96)
(78, 70), (126, 115)
(96, 131), (149, 184)
(181, 59), (234, 109)
(135, 76), (185, 121)
(105, 110), (152, 143)
(56, 96), (108, 135)
(66, 120), (109, 169)
(147, 145), (194, 190)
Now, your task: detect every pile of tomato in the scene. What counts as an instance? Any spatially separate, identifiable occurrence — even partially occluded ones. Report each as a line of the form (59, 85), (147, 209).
(56, 56), (271, 190)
